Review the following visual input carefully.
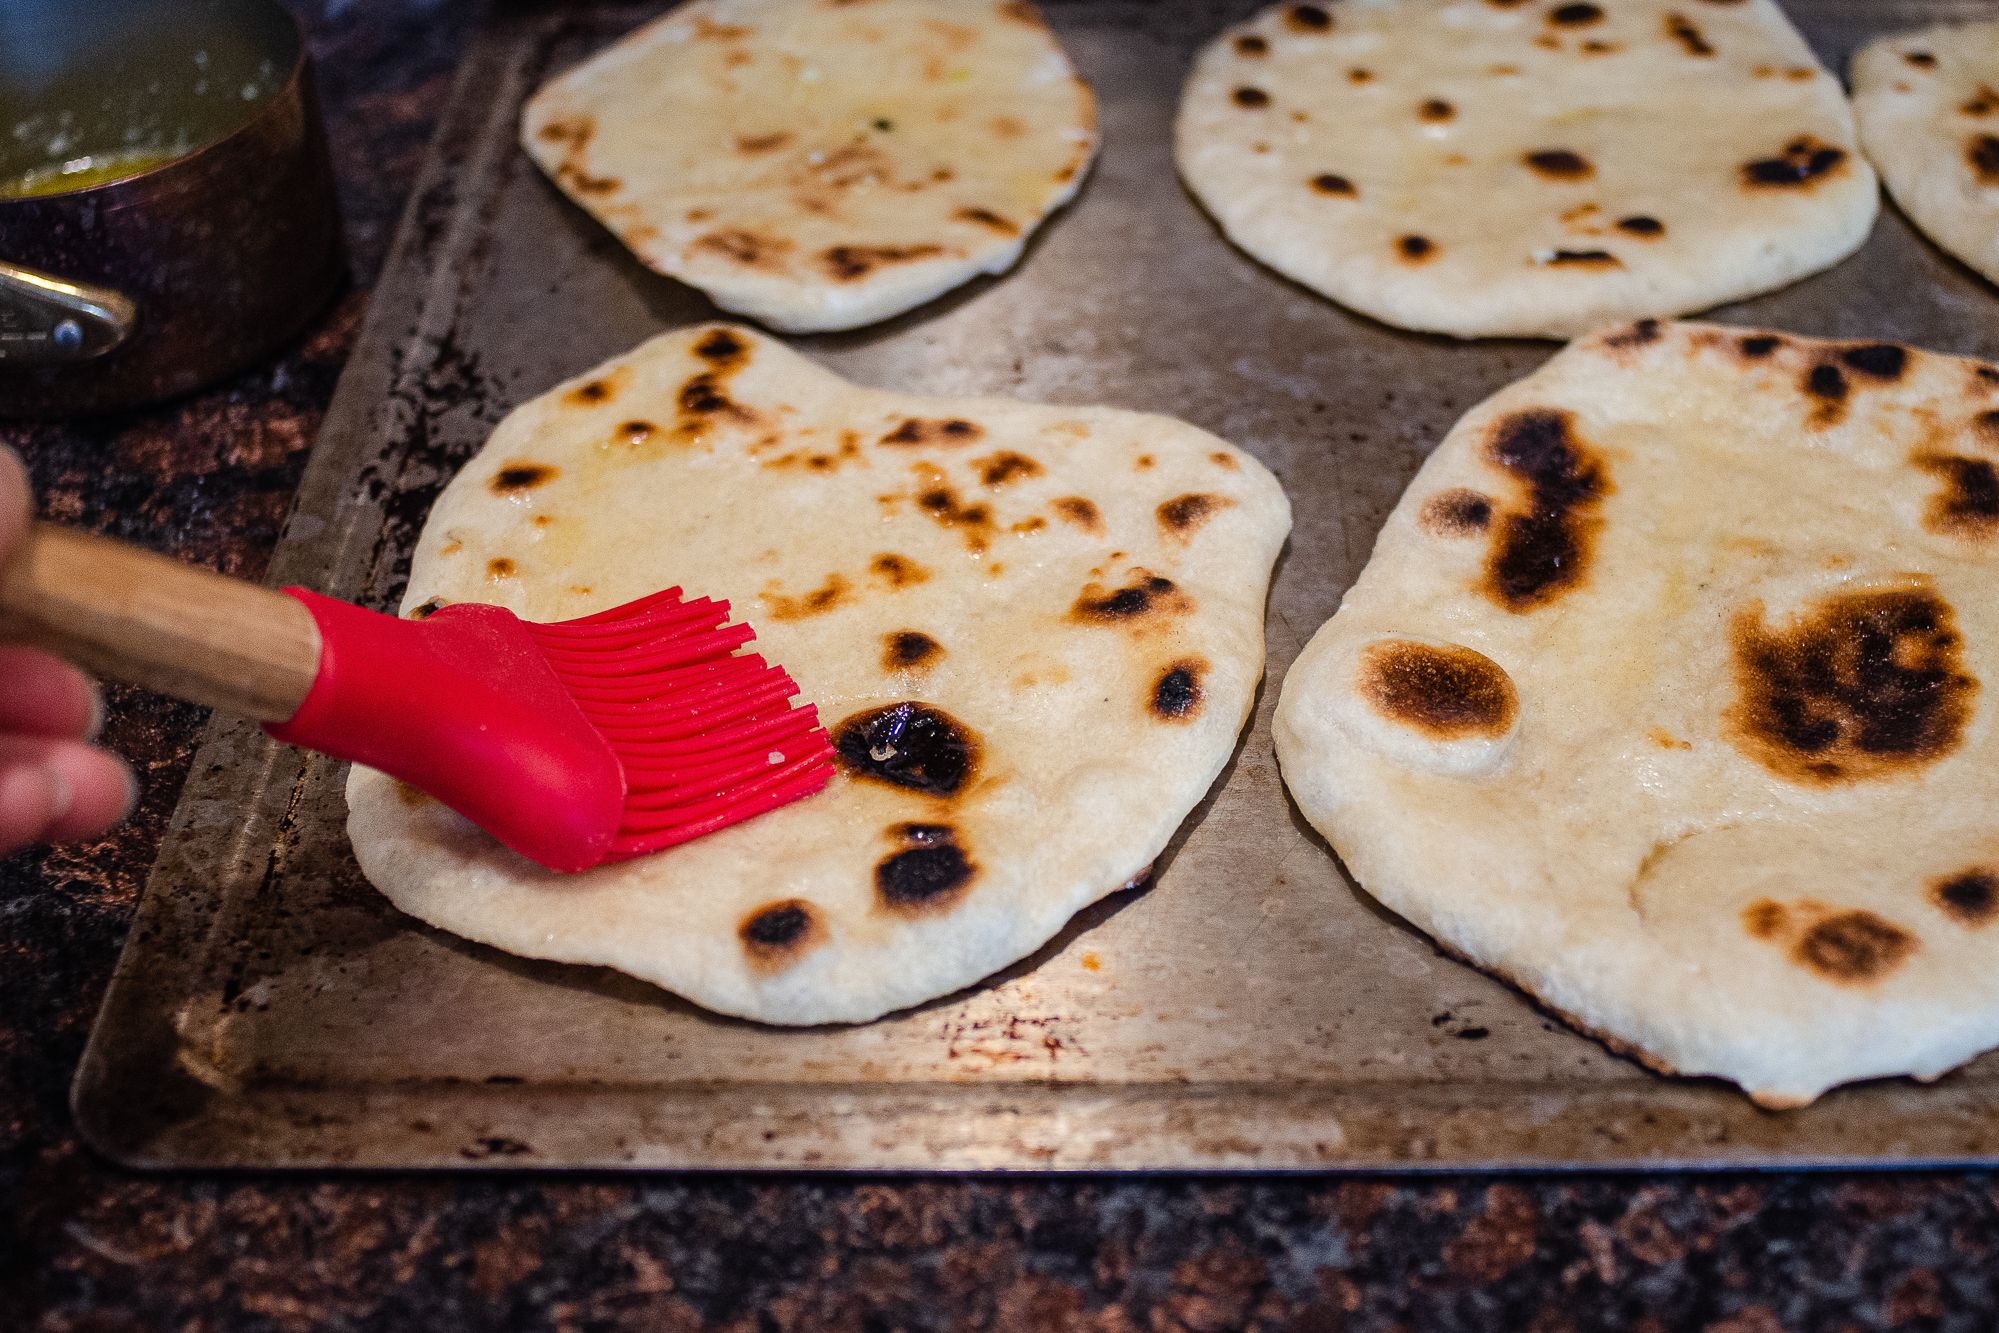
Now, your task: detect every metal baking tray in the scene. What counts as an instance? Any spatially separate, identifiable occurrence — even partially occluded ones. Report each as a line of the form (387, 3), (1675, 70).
(73, 0), (1999, 1170)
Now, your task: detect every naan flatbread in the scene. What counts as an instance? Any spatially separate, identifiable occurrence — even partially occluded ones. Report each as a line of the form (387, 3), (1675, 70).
(1852, 21), (1999, 288)
(349, 325), (1289, 1025)
(1275, 320), (1999, 1107)
(521, 0), (1096, 333)
(1175, 0), (1878, 338)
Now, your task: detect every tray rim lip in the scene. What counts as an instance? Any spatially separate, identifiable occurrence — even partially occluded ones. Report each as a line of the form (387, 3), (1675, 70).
(71, 0), (1999, 1175)
(75, 1069), (1999, 1175)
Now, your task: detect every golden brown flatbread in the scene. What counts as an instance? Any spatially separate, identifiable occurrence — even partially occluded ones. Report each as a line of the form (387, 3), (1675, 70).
(521, 0), (1097, 332)
(349, 325), (1290, 1025)
(1176, 0), (1878, 337)
(1278, 320), (1999, 1107)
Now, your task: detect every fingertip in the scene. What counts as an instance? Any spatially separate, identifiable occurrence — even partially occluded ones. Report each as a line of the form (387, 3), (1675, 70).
(0, 648), (101, 739)
(40, 745), (136, 844)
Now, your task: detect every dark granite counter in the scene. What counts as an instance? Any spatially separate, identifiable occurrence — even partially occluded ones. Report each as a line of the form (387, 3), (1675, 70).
(4, 2), (1999, 1327)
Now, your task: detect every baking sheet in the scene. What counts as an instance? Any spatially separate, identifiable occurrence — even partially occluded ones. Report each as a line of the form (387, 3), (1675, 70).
(72, 0), (1999, 1170)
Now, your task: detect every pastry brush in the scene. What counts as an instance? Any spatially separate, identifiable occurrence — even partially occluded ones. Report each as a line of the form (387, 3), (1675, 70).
(0, 522), (834, 871)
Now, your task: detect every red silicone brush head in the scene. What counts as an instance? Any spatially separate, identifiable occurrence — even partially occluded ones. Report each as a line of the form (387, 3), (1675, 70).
(522, 588), (835, 862)
(268, 587), (834, 873)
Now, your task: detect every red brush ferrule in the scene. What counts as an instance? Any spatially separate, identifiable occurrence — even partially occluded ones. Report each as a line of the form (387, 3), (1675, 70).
(265, 589), (626, 872)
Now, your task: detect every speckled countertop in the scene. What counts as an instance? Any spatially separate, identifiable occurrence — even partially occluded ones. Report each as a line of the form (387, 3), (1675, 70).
(5, 2), (1999, 1328)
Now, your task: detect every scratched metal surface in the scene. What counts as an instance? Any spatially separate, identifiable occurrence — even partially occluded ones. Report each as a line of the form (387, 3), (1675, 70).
(70, 0), (1999, 1170)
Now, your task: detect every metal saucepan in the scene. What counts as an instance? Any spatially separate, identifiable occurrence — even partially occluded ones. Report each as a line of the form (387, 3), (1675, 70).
(0, 0), (342, 415)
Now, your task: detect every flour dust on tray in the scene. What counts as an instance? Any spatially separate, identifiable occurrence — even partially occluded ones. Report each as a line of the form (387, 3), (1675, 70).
(1175, 0), (1877, 338)
(1851, 20), (1999, 288)
(1275, 321), (1999, 1107)
(520, 0), (1097, 333)
(347, 324), (1289, 1025)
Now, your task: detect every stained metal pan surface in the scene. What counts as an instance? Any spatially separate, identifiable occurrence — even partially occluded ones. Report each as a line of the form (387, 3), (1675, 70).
(72, 0), (1999, 1171)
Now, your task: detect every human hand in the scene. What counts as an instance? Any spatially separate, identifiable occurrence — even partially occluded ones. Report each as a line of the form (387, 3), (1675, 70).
(1, 447), (137, 856)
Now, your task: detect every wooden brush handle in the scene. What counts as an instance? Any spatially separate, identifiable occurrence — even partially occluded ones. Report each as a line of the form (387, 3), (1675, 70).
(0, 522), (323, 722)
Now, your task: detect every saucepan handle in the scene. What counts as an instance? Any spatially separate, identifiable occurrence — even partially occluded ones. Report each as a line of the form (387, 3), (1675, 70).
(0, 259), (137, 365)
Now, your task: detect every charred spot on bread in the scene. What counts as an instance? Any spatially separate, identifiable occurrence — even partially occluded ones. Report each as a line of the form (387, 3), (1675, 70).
(1742, 136), (1847, 189)
(1419, 99), (1455, 122)
(1051, 496), (1103, 532)
(1969, 135), (1999, 185)
(876, 830), (976, 916)
(1615, 215), (1665, 238)
(1311, 173), (1357, 196)
(1357, 640), (1518, 740)
(883, 417), (983, 446)
(1480, 409), (1610, 611)
(884, 630), (943, 672)
(976, 451), (1043, 486)
(1233, 86), (1271, 108)
(912, 474), (994, 549)
(536, 114), (593, 147)
(490, 463), (557, 493)
(486, 558), (516, 579)
(740, 900), (824, 968)
(1803, 362), (1848, 426)
(1792, 911), (1915, 984)
(1157, 493), (1232, 539)
(676, 370), (757, 434)
(694, 328), (748, 367)
(1549, 2), (1604, 24)
(563, 369), (626, 407)
(1841, 344), (1908, 381)
(1286, 4), (1333, 31)
(693, 228), (794, 271)
(1665, 12), (1714, 56)
(1542, 248), (1621, 268)
(1605, 319), (1662, 349)
(1725, 585), (1976, 785)
(1738, 334), (1782, 359)
(833, 702), (980, 797)
(761, 573), (852, 621)
(954, 206), (1019, 235)
(1420, 488), (1494, 535)
(1743, 899), (1788, 940)
(1150, 659), (1208, 720)
(1234, 33), (1269, 56)
(820, 243), (946, 281)
(1397, 234), (1437, 262)
(869, 552), (931, 588)
(1934, 870), (1999, 926)
(1524, 149), (1593, 180)
(1071, 571), (1190, 624)
(1914, 453), (1999, 537)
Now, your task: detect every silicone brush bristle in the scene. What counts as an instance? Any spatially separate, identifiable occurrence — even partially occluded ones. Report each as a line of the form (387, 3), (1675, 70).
(526, 588), (834, 860)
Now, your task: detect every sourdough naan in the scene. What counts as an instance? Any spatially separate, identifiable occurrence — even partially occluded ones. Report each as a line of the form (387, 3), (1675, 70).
(1175, 0), (1878, 338)
(1852, 21), (1999, 288)
(521, 0), (1096, 333)
(1276, 320), (1999, 1107)
(349, 325), (1289, 1025)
